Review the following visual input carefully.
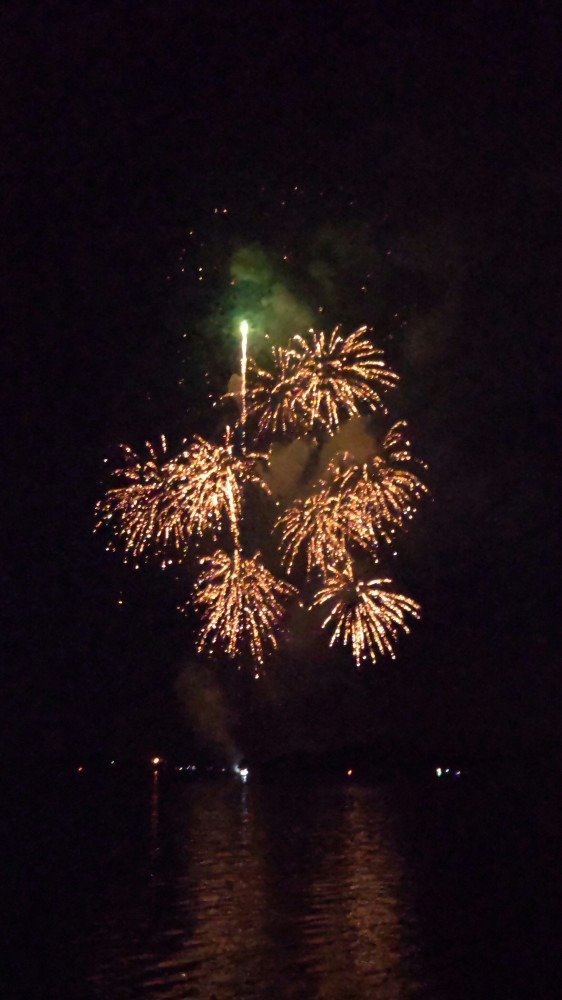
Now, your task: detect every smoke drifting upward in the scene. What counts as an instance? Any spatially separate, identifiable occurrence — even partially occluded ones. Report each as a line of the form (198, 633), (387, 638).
(230, 245), (274, 286)
(261, 283), (314, 342)
(229, 244), (315, 349)
(175, 662), (239, 764)
(262, 438), (315, 500)
(317, 416), (378, 474)
(256, 419), (379, 502)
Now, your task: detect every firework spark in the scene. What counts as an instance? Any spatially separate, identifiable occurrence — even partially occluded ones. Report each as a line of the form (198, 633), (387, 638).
(247, 326), (398, 435)
(95, 437), (191, 559)
(277, 492), (350, 577)
(277, 489), (375, 577)
(190, 549), (297, 666)
(313, 566), (421, 666)
(97, 428), (268, 559)
(180, 428), (268, 545)
(321, 422), (428, 541)
(277, 422), (427, 576)
(380, 420), (428, 470)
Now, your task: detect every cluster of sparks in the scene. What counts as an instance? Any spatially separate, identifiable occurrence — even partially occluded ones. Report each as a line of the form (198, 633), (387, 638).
(277, 421), (427, 577)
(320, 424), (428, 543)
(314, 568), (421, 666)
(98, 325), (427, 668)
(96, 437), (191, 559)
(96, 428), (267, 558)
(246, 325), (398, 436)
(190, 549), (297, 667)
(176, 430), (268, 544)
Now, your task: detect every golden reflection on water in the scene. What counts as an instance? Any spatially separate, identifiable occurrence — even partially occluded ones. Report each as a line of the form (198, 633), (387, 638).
(311, 787), (417, 998)
(87, 780), (420, 998)
(178, 781), (269, 998)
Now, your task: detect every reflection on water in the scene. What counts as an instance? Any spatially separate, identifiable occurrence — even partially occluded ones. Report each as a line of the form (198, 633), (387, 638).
(86, 779), (420, 999)
(299, 790), (418, 999)
(24, 764), (555, 999)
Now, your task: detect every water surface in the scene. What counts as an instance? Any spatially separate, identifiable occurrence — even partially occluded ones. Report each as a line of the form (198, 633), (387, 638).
(12, 765), (562, 998)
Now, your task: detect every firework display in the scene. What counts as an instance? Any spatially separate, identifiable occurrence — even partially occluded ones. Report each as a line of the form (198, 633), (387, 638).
(179, 429), (268, 543)
(313, 567), (422, 667)
(96, 437), (191, 559)
(319, 423), (428, 543)
(190, 549), (297, 667)
(98, 315), (427, 668)
(247, 326), (398, 436)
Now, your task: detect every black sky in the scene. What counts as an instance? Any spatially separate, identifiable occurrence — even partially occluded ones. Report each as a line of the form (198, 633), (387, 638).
(4, 1), (561, 763)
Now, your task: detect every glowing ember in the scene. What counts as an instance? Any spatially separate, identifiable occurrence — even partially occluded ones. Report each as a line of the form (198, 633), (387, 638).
(313, 566), (421, 667)
(95, 437), (191, 559)
(247, 325), (398, 435)
(189, 549), (297, 667)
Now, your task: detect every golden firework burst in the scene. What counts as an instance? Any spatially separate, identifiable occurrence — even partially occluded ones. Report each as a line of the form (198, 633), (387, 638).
(313, 566), (421, 666)
(180, 428), (268, 544)
(95, 437), (191, 559)
(247, 326), (398, 435)
(190, 549), (297, 666)
(321, 422), (428, 541)
(97, 428), (269, 559)
(277, 491), (352, 577)
(277, 488), (376, 577)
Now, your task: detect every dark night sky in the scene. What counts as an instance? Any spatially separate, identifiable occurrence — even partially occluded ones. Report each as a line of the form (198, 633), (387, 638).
(4, 2), (561, 764)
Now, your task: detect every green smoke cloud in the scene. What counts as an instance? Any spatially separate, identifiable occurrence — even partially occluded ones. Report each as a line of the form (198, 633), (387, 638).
(229, 245), (315, 348)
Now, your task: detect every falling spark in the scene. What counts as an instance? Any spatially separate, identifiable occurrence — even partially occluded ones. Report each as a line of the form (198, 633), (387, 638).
(247, 326), (398, 435)
(179, 428), (268, 545)
(189, 549), (297, 666)
(313, 566), (421, 666)
(321, 422), (428, 543)
(95, 437), (191, 559)
(277, 489), (367, 578)
(97, 429), (268, 558)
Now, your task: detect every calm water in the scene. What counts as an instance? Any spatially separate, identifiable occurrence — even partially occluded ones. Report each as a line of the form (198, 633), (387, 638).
(10, 764), (562, 998)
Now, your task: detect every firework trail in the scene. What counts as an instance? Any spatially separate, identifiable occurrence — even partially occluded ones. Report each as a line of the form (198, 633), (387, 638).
(240, 320), (249, 450)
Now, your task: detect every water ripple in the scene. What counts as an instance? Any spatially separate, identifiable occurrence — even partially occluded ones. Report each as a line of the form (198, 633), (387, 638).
(84, 780), (422, 999)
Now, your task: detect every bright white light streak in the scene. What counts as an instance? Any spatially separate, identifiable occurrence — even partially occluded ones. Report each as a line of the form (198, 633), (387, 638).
(240, 320), (249, 450)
